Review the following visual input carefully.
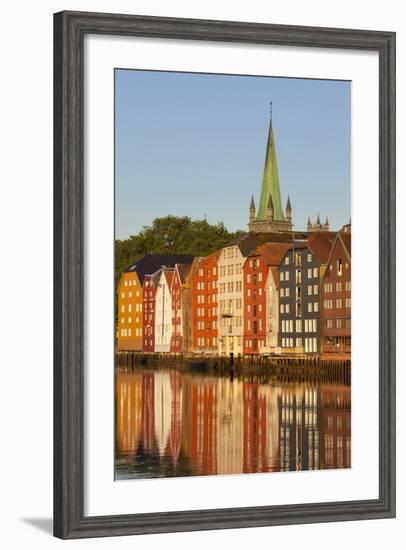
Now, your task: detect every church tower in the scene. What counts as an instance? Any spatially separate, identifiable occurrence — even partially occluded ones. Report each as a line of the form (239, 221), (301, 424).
(249, 195), (256, 223)
(307, 213), (330, 232)
(248, 105), (293, 234)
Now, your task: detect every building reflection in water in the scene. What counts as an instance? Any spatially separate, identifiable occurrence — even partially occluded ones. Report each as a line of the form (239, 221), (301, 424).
(115, 370), (351, 479)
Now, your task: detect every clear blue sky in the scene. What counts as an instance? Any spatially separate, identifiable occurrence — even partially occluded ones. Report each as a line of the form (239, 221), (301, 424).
(115, 69), (351, 239)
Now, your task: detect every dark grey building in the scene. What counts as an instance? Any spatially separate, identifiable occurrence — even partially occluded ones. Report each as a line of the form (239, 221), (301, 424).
(278, 245), (322, 354)
(277, 233), (335, 354)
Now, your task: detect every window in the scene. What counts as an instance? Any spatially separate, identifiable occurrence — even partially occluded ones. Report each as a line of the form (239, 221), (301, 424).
(280, 272), (285, 282)
(307, 253), (312, 262)
(285, 271), (290, 281)
(296, 338), (302, 347)
(308, 286), (313, 296)
(313, 285), (318, 295)
(314, 302), (319, 312)
(285, 287), (290, 297)
(345, 281), (351, 291)
(285, 303), (290, 314)
(258, 272), (263, 282)
(128, 304), (132, 312)
(308, 303), (313, 313)
(345, 318), (351, 328)
(285, 257), (290, 265)
(280, 304), (285, 314)
(324, 283), (332, 293)
(337, 259), (343, 276)
(124, 280), (128, 287)
(336, 318), (343, 328)
(280, 288), (285, 298)
(336, 282), (342, 292)
(307, 268), (312, 278)
(313, 267), (318, 278)
(345, 298), (351, 308)
(121, 304), (125, 313)
(324, 299), (333, 309)
(296, 319), (302, 332)
(326, 318), (333, 329)
(336, 298), (342, 308)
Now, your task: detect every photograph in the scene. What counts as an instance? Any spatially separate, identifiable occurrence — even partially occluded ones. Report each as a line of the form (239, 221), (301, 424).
(114, 69), (352, 480)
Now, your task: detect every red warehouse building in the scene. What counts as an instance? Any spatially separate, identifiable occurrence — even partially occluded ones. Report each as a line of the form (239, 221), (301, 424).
(142, 270), (160, 352)
(192, 252), (220, 353)
(320, 229), (351, 357)
(243, 242), (291, 355)
(170, 263), (193, 353)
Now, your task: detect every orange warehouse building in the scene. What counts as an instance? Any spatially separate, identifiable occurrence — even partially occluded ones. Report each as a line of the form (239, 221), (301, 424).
(117, 271), (143, 351)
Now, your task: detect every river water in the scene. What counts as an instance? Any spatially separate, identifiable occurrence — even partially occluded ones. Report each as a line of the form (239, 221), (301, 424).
(115, 368), (351, 479)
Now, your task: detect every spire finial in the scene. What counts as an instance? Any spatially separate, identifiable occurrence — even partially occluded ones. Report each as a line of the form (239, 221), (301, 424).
(270, 101), (273, 121)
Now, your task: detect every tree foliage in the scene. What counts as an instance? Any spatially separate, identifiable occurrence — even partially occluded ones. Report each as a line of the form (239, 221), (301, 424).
(115, 215), (244, 291)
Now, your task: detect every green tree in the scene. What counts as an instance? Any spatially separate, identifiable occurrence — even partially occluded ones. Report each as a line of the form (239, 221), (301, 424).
(115, 215), (244, 293)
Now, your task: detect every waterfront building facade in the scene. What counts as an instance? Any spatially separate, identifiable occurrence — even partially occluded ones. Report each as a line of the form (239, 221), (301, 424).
(118, 254), (194, 352)
(320, 231), (351, 356)
(170, 263), (193, 353)
(142, 270), (160, 352)
(278, 233), (335, 355)
(217, 234), (258, 356)
(154, 268), (174, 353)
(243, 242), (291, 355)
(117, 271), (144, 351)
(192, 252), (220, 353)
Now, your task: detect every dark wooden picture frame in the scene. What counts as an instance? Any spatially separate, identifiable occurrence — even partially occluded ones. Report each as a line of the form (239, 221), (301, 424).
(54, 10), (396, 539)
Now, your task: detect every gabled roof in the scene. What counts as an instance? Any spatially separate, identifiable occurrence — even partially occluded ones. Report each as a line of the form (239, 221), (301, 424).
(225, 232), (259, 258)
(125, 253), (194, 284)
(307, 232), (336, 264)
(322, 231), (351, 276)
(277, 232), (336, 268)
(143, 268), (162, 288)
(255, 242), (293, 267)
(176, 263), (193, 284)
(340, 231), (351, 257)
(164, 269), (174, 287)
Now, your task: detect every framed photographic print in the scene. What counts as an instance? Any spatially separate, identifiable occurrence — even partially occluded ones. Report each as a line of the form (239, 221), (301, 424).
(54, 10), (396, 539)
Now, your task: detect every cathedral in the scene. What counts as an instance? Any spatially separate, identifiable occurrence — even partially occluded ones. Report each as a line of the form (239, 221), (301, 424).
(248, 110), (329, 235)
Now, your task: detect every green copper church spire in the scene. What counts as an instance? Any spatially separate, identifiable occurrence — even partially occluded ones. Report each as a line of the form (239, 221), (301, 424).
(256, 106), (285, 222)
